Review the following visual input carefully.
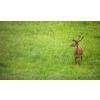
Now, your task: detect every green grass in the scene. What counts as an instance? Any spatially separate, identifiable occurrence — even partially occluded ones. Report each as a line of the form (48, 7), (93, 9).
(0, 21), (100, 80)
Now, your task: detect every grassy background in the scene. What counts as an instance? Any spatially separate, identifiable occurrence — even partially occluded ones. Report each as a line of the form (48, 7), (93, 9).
(0, 21), (100, 80)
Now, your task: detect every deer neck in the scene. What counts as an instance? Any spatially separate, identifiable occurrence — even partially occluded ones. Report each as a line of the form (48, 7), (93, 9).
(75, 45), (78, 50)
(75, 44), (79, 55)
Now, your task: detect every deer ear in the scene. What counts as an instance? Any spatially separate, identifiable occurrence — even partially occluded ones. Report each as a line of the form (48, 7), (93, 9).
(72, 39), (76, 42)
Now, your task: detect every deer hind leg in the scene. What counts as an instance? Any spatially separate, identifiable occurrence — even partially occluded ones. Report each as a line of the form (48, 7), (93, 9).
(81, 56), (82, 63)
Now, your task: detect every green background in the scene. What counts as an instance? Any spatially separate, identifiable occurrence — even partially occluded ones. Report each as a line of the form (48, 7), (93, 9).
(0, 21), (100, 79)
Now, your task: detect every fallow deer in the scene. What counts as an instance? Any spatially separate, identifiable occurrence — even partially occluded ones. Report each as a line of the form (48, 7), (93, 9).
(70, 35), (84, 66)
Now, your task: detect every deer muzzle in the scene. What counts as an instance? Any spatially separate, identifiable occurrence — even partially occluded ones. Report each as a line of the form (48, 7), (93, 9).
(70, 44), (75, 47)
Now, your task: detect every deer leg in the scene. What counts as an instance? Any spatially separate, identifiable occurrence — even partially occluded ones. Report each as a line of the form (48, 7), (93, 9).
(75, 57), (77, 64)
(78, 58), (80, 66)
(81, 56), (82, 63)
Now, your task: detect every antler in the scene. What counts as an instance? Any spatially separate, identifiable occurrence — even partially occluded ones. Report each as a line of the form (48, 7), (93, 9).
(76, 35), (81, 41)
(72, 39), (76, 42)
(72, 35), (81, 42)
(78, 36), (84, 42)
(72, 35), (84, 42)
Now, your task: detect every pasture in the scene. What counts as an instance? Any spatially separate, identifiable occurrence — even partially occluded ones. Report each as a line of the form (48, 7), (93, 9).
(0, 21), (100, 79)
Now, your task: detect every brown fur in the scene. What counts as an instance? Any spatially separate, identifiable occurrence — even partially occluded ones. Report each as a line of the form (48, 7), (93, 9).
(74, 47), (82, 57)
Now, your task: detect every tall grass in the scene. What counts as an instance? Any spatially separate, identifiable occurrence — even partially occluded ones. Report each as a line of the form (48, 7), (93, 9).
(0, 21), (100, 79)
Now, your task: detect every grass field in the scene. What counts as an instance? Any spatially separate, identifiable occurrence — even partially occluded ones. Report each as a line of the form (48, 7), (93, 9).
(0, 21), (100, 80)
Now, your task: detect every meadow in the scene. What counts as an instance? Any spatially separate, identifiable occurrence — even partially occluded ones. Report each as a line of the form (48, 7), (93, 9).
(0, 21), (100, 80)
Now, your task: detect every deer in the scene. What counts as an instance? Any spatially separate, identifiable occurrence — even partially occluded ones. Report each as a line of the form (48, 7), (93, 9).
(70, 35), (84, 66)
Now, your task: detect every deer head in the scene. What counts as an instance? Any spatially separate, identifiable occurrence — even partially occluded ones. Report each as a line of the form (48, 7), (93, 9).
(70, 35), (84, 47)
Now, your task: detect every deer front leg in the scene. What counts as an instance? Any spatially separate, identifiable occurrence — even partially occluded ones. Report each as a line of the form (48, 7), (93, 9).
(78, 57), (80, 66)
(75, 57), (77, 64)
